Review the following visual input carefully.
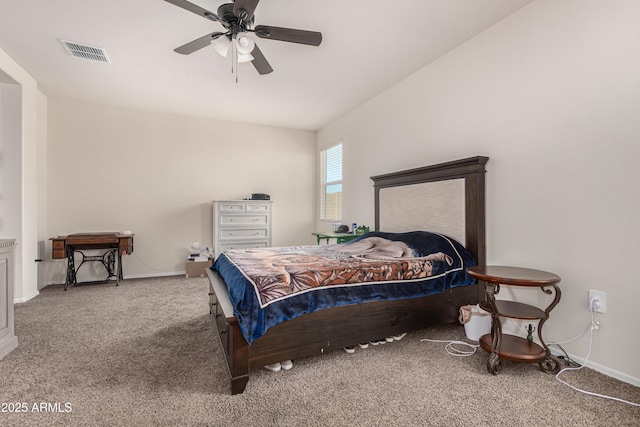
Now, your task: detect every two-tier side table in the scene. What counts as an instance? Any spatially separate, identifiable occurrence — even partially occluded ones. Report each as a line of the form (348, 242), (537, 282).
(467, 265), (562, 375)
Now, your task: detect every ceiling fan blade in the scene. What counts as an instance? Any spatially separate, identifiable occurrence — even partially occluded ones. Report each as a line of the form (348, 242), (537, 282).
(174, 32), (225, 55)
(164, 0), (219, 22)
(254, 25), (322, 46)
(233, 0), (260, 22)
(250, 43), (273, 75)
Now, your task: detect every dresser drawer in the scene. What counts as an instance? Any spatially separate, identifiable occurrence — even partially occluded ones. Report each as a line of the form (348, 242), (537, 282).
(220, 229), (268, 239)
(245, 203), (270, 213)
(218, 203), (246, 213)
(220, 215), (268, 226)
(220, 241), (268, 251)
(52, 240), (66, 259)
(53, 249), (66, 259)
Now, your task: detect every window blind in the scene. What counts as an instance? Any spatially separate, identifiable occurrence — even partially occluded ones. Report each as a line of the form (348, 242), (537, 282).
(320, 143), (342, 221)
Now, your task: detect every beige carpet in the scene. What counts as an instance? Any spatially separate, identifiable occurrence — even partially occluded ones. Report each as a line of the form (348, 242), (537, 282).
(1, 276), (638, 426)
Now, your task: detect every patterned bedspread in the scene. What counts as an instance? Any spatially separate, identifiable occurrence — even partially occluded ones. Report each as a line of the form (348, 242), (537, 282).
(212, 231), (476, 344)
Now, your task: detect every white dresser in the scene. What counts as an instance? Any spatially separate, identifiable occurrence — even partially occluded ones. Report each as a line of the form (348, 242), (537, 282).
(0, 239), (17, 360)
(212, 200), (272, 258)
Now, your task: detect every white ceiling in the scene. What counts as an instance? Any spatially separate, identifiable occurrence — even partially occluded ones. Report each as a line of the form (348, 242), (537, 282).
(0, 0), (532, 131)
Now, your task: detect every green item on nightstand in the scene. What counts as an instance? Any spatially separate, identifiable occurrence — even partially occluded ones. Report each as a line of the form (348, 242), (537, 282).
(355, 226), (369, 235)
(312, 232), (359, 245)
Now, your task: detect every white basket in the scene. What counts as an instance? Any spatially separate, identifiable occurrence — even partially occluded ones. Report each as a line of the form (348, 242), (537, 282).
(459, 304), (492, 341)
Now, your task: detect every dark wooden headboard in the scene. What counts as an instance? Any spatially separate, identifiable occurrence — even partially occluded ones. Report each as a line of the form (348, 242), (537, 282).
(370, 156), (488, 266)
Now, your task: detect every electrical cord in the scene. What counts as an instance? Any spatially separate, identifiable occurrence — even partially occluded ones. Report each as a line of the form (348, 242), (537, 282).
(548, 320), (593, 345)
(553, 343), (580, 368)
(420, 338), (479, 356)
(424, 300), (639, 406)
(555, 298), (640, 407)
(508, 315), (592, 346)
(507, 315), (588, 367)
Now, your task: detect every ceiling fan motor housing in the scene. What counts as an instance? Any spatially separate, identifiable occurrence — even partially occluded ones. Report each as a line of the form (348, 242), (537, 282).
(218, 3), (253, 29)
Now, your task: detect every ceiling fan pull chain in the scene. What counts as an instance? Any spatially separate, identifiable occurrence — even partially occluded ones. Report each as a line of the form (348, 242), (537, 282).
(231, 39), (235, 75)
(233, 40), (239, 84)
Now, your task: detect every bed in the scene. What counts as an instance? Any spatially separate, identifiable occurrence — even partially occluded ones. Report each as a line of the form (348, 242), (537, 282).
(207, 156), (488, 394)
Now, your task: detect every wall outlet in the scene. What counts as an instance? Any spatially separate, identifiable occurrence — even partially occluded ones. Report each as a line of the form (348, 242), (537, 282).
(588, 290), (606, 314)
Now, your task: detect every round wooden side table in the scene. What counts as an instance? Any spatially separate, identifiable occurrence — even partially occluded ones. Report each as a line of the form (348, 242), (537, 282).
(467, 265), (562, 375)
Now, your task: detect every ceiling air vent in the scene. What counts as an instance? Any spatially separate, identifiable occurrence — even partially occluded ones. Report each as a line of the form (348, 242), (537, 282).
(60, 39), (111, 64)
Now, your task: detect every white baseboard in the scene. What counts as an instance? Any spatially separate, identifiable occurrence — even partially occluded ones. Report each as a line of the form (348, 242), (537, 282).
(123, 271), (185, 279)
(0, 335), (18, 359)
(45, 271), (186, 287)
(551, 347), (640, 387)
(14, 290), (39, 304)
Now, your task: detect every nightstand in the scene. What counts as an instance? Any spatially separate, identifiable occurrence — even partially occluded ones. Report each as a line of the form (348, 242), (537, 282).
(311, 232), (359, 244)
(467, 265), (562, 375)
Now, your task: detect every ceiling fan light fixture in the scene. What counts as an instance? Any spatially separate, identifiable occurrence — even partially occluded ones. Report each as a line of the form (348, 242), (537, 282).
(211, 35), (230, 57)
(236, 33), (255, 54)
(237, 52), (254, 63)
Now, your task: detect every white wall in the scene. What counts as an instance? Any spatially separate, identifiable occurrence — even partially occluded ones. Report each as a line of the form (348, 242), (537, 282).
(36, 91), (47, 290)
(0, 48), (41, 303)
(318, 0), (640, 384)
(0, 83), (22, 245)
(46, 99), (317, 283)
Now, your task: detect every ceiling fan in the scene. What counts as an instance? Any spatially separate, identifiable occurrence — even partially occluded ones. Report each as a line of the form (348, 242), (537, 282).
(164, 0), (322, 75)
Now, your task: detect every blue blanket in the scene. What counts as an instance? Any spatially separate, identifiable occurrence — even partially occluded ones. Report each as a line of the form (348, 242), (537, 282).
(211, 231), (476, 344)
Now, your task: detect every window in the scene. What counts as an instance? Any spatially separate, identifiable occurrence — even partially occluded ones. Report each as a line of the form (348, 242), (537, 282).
(320, 143), (342, 221)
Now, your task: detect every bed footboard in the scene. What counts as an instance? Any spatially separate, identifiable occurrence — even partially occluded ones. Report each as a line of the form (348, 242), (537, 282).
(207, 268), (250, 394)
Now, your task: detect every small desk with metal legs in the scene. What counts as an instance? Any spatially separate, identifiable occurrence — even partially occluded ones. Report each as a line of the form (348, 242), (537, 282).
(51, 232), (134, 290)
